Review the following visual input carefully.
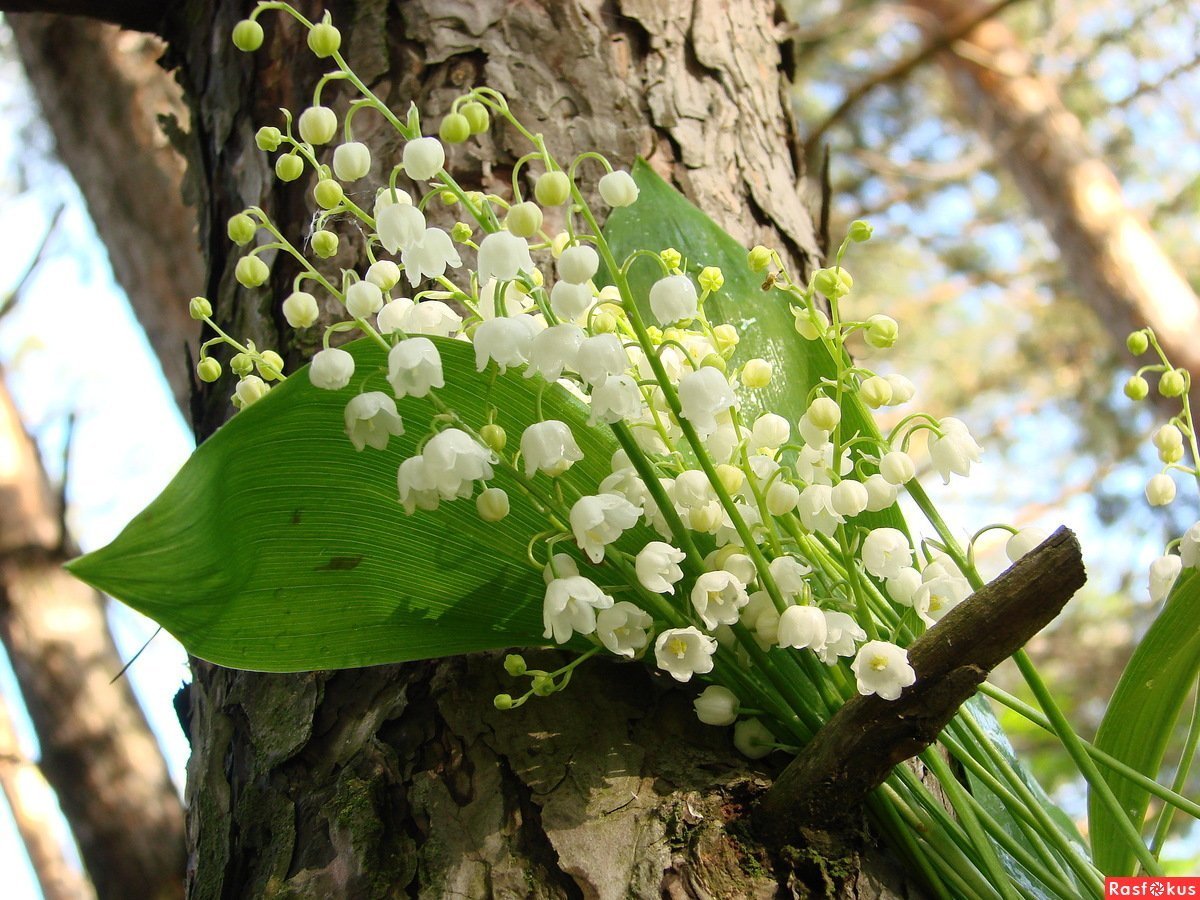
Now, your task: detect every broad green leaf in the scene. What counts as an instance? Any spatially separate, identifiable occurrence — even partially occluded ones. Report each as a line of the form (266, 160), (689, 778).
(1090, 570), (1200, 875)
(69, 338), (630, 671)
(602, 160), (906, 534)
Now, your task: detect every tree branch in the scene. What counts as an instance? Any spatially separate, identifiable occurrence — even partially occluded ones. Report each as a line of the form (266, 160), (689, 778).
(756, 526), (1085, 845)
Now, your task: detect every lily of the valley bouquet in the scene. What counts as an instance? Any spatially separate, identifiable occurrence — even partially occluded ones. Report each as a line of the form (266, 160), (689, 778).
(70, 6), (1200, 898)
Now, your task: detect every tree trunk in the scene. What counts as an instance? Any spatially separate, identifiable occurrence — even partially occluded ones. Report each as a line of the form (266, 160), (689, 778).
(15, 0), (921, 894)
(908, 0), (1200, 384)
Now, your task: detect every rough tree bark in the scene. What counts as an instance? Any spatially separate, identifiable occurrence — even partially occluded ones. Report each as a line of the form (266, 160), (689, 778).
(11, 0), (927, 895)
(907, 0), (1200, 383)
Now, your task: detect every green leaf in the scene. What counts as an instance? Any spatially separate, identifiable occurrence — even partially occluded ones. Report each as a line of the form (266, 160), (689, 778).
(1089, 569), (1200, 875)
(69, 338), (626, 672)
(602, 159), (905, 535)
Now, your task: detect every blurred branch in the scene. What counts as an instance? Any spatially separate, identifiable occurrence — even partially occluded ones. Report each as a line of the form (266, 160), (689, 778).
(1113, 53), (1200, 109)
(0, 689), (96, 900)
(805, 0), (1026, 150)
(0, 203), (63, 324)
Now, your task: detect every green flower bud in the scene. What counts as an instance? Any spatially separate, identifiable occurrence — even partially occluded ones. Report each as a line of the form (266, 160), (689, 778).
(275, 153), (304, 182)
(493, 693), (514, 710)
(231, 19), (264, 52)
(477, 487), (510, 522)
(716, 463), (744, 495)
(740, 358), (771, 388)
(531, 675), (556, 696)
(592, 312), (617, 334)
(1124, 375), (1149, 401)
(188, 296), (213, 320)
(227, 213), (257, 246)
(461, 101), (490, 134)
(197, 357), (222, 383)
(713, 323), (739, 354)
(313, 179), (344, 210)
(231, 352), (254, 377)
(256, 350), (285, 380)
(439, 112), (471, 144)
(282, 291), (319, 329)
(748, 245), (772, 272)
(503, 654), (526, 676)
(297, 105), (337, 146)
(311, 229), (339, 258)
(306, 20), (341, 58)
(864, 314), (898, 349)
(698, 266), (724, 293)
(1126, 330), (1150, 355)
(505, 201), (543, 239)
(450, 221), (473, 243)
(813, 266), (853, 300)
(701, 353), (727, 373)
(255, 126), (282, 152)
(848, 219), (874, 242)
(235, 255), (270, 288)
(534, 170), (571, 207)
(794, 306), (829, 341)
(660, 247), (682, 270)
(480, 423), (507, 452)
(1159, 368), (1187, 398)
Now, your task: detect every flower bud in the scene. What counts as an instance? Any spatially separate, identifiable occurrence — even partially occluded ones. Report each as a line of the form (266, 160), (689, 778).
(865, 314), (898, 349)
(275, 153), (304, 182)
(461, 101), (490, 134)
(1153, 424), (1184, 453)
(231, 352), (254, 377)
(231, 19), (264, 52)
(333, 141), (371, 181)
(307, 20), (341, 58)
(592, 312), (617, 334)
(480, 423), (507, 452)
(403, 137), (445, 181)
(598, 169), (639, 207)
(235, 255), (270, 288)
(813, 266), (852, 299)
(660, 247), (682, 270)
(859, 375), (892, 408)
(713, 323), (739, 354)
(716, 463), (744, 495)
(531, 675), (555, 696)
(807, 396), (841, 431)
(493, 693), (514, 710)
(297, 106), (337, 145)
(197, 357), (221, 382)
(282, 291), (319, 329)
(1146, 473), (1176, 507)
(255, 126), (282, 152)
(450, 221), (473, 243)
(766, 480), (800, 516)
(698, 266), (724, 293)
(256, 350), (285, 380)
(366, 260), (401, 291)
(693, 685), (739, 726)
(346, 280), (384, 319)
(439, 112), (471, 144)
(188, 296), (212, 320)
(503, 654), (527, 676)
(879, 451), (915, 485)
(740, 358), (772, 389)
(1159, 369), (1187, 398)
(701, 353), (727, 373)
(314, 179), (344, 210)
(748, 245), (772, 272)
(1126, 330), (1149, 355)
(227, 213), (257, 245)
(1124, 375), (1149, 401)
(535, 170), (571, 206)
(311, 230), (339, 258)
(794, 307), (829, 341)
(505, 201), (543, 238)
(477, 487), (510, 522)
(848, 219), (874, 242)
(234, 375), (270, 408)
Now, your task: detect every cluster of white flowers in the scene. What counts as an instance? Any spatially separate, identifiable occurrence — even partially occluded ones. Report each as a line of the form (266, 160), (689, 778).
(203, 6), (1020, 753)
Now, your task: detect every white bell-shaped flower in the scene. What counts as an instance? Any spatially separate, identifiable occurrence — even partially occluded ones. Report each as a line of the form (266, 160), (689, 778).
(777, 605), (828, 651)
(693, 685), (739, 726)
(588, 374), (644, 425)
(766, 480), (800, 516)
(557, 244), (599, 285)
(653, 626), (716, 682)
(397, 456), (440, 515)
(473, 315), (537, 373)
(677, 367), (735, 438)
(477, 279), (528, 319)
(598, 169), (639, 207)
(863, 474), (899, 512)
(797, 484), (842, 536)
(543, 552), (580, 584)
(345, 280), (384, 319)
(309, 347), (355, 390)
(929, 417), (983, 483)
(402, 228), (462, 286)
(1006, 527), (1048, 562)
(690, 571), (748, 630)
(886, 568), (923, 607)
(649, 274), (698, 324)
(635, 541), (686, 594)
(422, 428), (494, 499)
(570, 493), (640, 563)
(367, 260), (402, 291)
(879, 450), (916, 485)
(373, 187), (413, 218)
(576, 333), (628, 386)
(751, 413), (790, 452)
(333, 141), (371, 181)
(297, 105), (337, 145)
(376, 297), (414, 335)
(521, 420), (584, 477)
(542, 575), (614, 643)
(596, 601), (653, 658)
(817, 611), (866, 665)
(1180, 522), (1200, 568)
(830, 479), (868, 518)
(550, 281), (594, 321)
(343, 392), (404, 452)
(1149, 554), (1183, 603)
(387, 337), (444, 399)
(377, 203), (426, 254)
(769, 556), (811, 598)
(404, 300), (462, 337)
(861, 528), (913, 580)
(913, 565), (971, 627)
(526, 324), (584, 381)
(851, 640), (916, 701)
(476, 231), (534, 285)
(402, 136), (445, 181)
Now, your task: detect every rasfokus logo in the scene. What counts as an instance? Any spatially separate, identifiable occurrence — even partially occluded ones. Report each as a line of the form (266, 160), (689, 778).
(1106, 877), (1200, 896)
